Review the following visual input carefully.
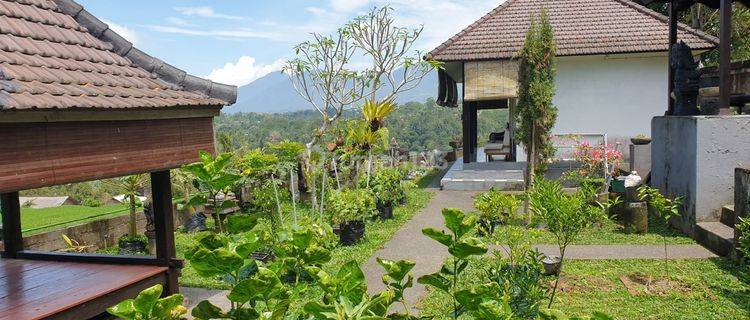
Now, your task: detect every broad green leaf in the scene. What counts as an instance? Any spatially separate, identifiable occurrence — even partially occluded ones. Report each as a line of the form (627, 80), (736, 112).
(226, 214), (259, 234)
(107, 299), (136, 319)
(189, 248), (244, 277)
(303, 246), (332, 265)
(192, 300), (226, 319)
(449, 238), (487, 259)
(476, 300), (514, 320)
(337, 261), (367, 305)
(133, 284), (162, 315)
(228, 268), (283, 303)
(539, 308), (570, 320)
(196, 232), (229, 250)
(421, 228), (453, 247)
(376, 258), (415, 283)
(442, 208), (465, 237)
(152, 294), (185, 319)
(417, 273), (451, 292)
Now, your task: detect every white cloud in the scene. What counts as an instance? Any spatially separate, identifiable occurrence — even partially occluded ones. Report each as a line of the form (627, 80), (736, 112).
(146, 25), (280, 40)
(305, 7), (327, 16)
(330, 0), (371, 12)
(103, 19), (139, 45)
(166, 17), (193, 27)
(205, 56), (286, 86)
(174, 6), (245, 20)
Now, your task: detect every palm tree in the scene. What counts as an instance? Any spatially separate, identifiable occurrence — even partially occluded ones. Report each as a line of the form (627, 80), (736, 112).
(108, 174), (147, 239)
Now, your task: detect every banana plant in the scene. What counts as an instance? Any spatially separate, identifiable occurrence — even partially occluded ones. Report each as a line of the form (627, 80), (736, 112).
(107, 284), (187, 320)
(182, 151), (242, 233)
(362, 99), (396, 132)
(418, 208), (488, 319)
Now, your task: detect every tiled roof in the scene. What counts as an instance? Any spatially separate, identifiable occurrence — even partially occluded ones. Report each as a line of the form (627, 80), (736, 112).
(426, 0), (719, 61)
(0, 0), (237, 110)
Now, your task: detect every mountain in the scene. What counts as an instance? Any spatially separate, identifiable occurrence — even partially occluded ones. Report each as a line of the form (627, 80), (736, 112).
(226, 70), (438, 114)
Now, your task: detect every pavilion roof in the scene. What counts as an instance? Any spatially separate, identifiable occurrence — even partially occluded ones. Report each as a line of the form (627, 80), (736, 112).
(426, 0), (719, 61)
(0, 0), (237, 110)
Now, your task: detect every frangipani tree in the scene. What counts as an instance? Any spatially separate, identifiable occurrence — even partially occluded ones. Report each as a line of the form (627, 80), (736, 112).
(285, 5), (438, 209)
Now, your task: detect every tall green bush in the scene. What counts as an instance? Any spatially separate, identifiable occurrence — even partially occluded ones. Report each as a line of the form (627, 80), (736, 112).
(516, 10), (558, 187)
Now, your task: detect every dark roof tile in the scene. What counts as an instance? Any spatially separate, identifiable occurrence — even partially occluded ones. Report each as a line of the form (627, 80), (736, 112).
(427, 0), (718, 61)
(0, 0), (236, 110)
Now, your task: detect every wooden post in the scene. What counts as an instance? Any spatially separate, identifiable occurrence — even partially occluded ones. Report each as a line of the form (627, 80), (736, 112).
(462, 102), (472, 164)
(150, 170), (179, 295)
(667, 1), (678, 115)
(470, 103), (479, 162)
(719, 0), (732, 110)
(1, 192), (23, 258)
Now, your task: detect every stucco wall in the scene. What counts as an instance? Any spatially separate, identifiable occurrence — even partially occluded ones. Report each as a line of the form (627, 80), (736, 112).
(652, 116), (750, 233)
(554, 53), (668, 141)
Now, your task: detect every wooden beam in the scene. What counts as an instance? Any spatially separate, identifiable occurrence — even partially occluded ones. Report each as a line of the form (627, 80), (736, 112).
(470, 105), (479, 162)
(719, 0), (732, 110)
(0, 107), (221, 123)
(16, 251), (183, 268)
(667, 1), (678, 115)
(151, 170), (180, 295)
(1, 192), (23, 258)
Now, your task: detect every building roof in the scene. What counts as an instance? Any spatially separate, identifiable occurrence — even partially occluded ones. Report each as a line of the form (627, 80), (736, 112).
(0, 0), (237, 110)
(426, 0), (719, 61)
(19, 196), (74, 208)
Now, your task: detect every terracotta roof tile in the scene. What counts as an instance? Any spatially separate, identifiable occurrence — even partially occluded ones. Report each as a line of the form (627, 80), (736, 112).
(0, 0), (237, 110)
(426, 0), (719, 61)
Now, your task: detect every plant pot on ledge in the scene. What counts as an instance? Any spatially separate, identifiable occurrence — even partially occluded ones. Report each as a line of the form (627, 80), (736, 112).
(376, 201), (394, 220)
(630, 137), (652, 145)
(118, 235), (148, 255)
(339, 220), (365, 246)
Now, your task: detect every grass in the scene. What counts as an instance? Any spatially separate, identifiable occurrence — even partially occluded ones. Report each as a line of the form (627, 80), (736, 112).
(418, 255), (750, 319)
(489, 213), (695, 245)
(20, 204), (129, 235)
(176, 187), (434, 289)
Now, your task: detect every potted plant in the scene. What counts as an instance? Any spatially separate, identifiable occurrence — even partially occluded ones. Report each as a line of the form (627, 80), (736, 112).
(366, 168), (405, 220)
(328, 189), (376, 245)
(107, 174), (149, 254)
(631, 134), (652, 145)
(473, 188), (521, 236)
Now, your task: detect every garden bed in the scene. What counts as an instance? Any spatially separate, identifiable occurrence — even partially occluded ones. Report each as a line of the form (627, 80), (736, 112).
(488, 212), (695, 245)
(418, 256), (750, 319)
(176, 188), (433, 290)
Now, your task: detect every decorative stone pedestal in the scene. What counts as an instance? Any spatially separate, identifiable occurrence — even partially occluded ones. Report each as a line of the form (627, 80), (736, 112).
(651, 115), (750, 234)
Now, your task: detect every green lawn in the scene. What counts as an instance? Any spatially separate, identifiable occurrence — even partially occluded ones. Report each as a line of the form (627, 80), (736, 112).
(176, 187), (434, 290)
(20, 204), (129, 235)
(488, 213), (695, 245)
(418, 256), (750, 319)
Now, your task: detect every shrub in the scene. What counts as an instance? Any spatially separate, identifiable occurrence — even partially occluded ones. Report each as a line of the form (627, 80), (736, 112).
(82, 198), (103, 207)
(363, 167), (406, 206)
(737, 216), (750, 267)
(327, 188), (377, 225)
(108, 284), (187, 320)
(473, 189), (521, 234)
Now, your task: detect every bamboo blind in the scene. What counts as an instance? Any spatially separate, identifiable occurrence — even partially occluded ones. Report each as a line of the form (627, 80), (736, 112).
(464, 60), (519, 101)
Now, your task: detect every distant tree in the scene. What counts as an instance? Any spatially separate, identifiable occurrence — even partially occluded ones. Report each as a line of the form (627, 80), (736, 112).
(106, 174), (147, 240)
(515, 11), (558, 192)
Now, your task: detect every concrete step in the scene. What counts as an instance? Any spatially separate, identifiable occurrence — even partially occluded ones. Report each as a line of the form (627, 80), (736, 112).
(441, 177), (525, 191)
(695, 222), (735, 256)
(721, 205), (736, 227)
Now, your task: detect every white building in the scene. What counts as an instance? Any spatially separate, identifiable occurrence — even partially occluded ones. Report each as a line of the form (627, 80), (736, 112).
(427, 0), (717, 164)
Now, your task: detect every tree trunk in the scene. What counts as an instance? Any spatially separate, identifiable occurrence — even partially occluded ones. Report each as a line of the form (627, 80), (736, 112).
(128, 194), (137, 238)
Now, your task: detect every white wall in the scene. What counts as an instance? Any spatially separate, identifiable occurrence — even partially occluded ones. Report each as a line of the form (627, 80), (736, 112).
(553, 53), (669, 141)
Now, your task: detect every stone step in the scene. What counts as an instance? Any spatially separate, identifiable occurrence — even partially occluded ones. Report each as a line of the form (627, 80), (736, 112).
(720, 205), (736, 227)
(695, 222), (735, 256)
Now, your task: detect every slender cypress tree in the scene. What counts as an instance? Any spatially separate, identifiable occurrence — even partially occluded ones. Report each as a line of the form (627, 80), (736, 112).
(516, 10), (558, 194)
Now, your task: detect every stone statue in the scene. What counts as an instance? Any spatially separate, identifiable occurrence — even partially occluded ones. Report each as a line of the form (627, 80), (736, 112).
(670, 41), (701, 116)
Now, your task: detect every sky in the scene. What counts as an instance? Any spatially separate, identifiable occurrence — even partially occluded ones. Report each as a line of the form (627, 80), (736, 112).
(77, 0), (502, 87)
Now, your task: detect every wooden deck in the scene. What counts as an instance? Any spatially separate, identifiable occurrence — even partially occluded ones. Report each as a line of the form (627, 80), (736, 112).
(0, 259), (167, 320)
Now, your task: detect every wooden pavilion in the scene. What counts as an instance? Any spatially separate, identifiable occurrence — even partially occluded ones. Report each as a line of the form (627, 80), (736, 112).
(0, 0), (236, 318)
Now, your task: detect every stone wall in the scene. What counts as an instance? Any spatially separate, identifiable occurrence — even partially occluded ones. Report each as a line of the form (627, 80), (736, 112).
(652, 115), (750, 234)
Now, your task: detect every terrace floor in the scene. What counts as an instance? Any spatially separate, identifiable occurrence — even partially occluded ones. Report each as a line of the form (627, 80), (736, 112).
(0, 259), (167, 320)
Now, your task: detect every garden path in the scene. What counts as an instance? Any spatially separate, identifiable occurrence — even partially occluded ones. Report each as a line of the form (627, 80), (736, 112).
(360, 189), (717, 313)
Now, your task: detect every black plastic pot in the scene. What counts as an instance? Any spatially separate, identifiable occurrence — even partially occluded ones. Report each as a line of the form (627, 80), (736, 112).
(477, 218), (500, 237)
(339, 220), (365, 246)
(376, 202), (394, 220)
(630, 137), (652, 145)
(251, 250), (275, 263)
(118, 239), (148, 255)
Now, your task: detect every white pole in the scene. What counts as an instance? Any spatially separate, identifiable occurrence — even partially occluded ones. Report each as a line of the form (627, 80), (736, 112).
(319, 164), (327, 222)
(332, 157), (341, 190)
(271, 173), (283, 224)
(290, 169), (297, 226)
